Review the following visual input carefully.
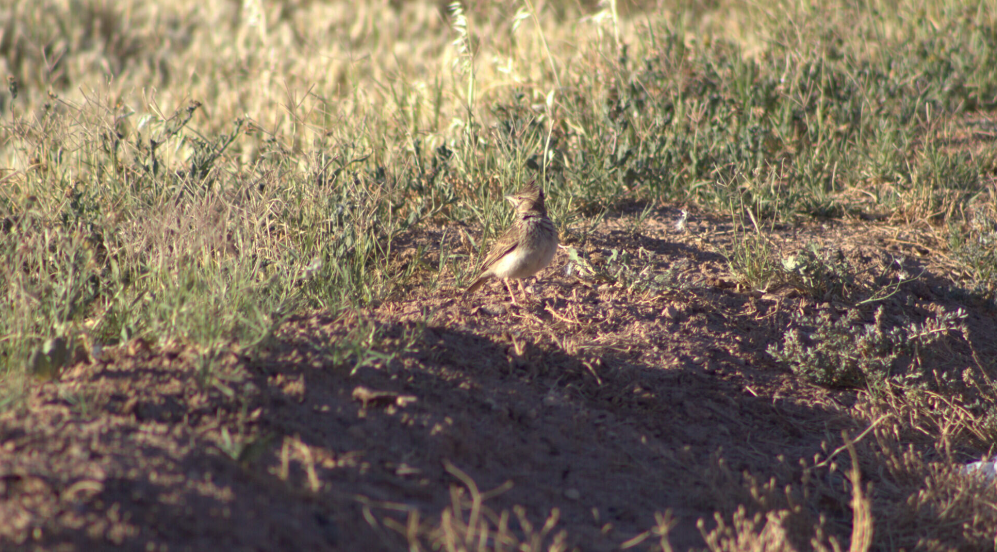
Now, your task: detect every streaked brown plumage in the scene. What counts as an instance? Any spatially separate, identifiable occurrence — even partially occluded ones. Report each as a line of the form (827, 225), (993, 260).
(465, 181), (558, 304)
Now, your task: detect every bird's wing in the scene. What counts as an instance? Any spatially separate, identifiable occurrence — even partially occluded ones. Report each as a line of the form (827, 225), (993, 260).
(480, 227), (520, 269)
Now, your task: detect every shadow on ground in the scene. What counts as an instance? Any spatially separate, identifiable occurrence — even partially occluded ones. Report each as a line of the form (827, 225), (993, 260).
(2, 206), (996, 550)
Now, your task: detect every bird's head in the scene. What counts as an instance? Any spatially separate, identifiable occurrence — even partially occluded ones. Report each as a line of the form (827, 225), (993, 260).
(505, 180), (546, 215)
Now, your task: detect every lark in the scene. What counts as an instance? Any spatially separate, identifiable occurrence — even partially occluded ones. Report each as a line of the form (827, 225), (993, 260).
(465, 181), (558, 304)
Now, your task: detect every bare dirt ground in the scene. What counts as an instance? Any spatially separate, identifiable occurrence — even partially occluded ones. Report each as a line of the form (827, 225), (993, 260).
(2, 205), (995, 551)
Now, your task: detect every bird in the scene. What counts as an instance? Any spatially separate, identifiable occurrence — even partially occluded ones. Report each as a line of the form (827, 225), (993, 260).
(464, 181), (559, 304)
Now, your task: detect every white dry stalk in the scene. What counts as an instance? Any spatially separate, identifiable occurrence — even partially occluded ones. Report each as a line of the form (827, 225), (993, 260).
(594, 0), (621, 48)
(449, 2), (476, 129)
(242, 0), (268, 44)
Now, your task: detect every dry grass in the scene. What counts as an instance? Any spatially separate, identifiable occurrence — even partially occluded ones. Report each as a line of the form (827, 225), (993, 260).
(2, 0), (997, 550)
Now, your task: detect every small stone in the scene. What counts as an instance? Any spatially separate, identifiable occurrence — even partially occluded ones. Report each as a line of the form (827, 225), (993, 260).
(481, 303), (508, 316)
(662, 305), (679, 320)
(564, 488), (581, 500)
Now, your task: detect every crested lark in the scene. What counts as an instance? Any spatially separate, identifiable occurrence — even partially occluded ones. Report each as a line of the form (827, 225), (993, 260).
(465, 181), (559, 304)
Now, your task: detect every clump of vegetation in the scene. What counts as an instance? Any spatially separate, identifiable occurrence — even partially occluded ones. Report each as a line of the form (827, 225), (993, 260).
(768, 305), (969, 388)
(780, 244), (856, 301)
(948, 206), (997, 304)
(562, 244), (684, 295)
(725, 235), (860, 300)
(724, 230), (782, 292)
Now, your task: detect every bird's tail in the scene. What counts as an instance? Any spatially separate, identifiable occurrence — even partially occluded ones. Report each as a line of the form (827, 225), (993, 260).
(464, 273), (492, 295)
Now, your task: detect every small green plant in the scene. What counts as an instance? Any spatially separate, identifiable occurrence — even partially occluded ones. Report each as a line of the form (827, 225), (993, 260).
(217, 426), (276, 465)
(59, 386), (103, 419)
(561, 245), (679, 295)
(768, 305), (969, 388)
(948, 207), (997, 302)
(781, 243), (855, 301)
(725, 231), (780, 292)
(626, 202), (656, 236)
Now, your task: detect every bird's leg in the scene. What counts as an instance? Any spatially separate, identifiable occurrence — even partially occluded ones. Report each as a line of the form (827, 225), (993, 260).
(517, 279), (529, 304)
(503, 279), (519, 305)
